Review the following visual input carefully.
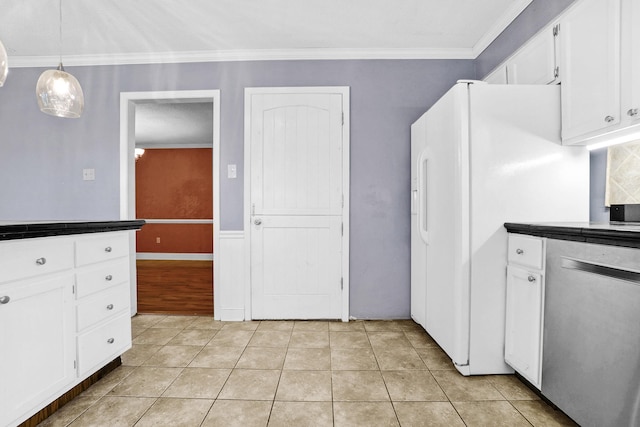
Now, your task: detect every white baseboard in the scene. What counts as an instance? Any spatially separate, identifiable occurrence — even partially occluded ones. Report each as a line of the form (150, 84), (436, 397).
(218, 308), (245, 322)
(218, 231), (245, 321)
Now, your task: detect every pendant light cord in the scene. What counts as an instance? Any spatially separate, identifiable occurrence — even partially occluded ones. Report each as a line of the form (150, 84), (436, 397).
(59, 0), (63, 65)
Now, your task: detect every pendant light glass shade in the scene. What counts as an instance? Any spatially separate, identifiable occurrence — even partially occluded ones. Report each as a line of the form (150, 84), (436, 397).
(36, 63), (84, 118)
(0, 39), (8, 87)
(36, 0), (84, 118)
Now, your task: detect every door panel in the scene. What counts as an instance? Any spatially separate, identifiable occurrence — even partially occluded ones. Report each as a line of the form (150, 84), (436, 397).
(252, 94), (343, 216)
(249, 90), (345, 319)
(251, 216), (342, 319)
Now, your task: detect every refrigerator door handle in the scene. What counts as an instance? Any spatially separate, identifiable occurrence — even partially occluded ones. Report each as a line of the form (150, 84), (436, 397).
(417, 150), (429, 245)
(411, 190), (418, 214)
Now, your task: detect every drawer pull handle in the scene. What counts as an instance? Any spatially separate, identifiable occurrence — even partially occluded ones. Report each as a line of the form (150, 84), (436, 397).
(35, 257), (47, 265)
(107, 338), (115, 344)
(605, 115), (615, 123)
(105, 275), (113, 281)
(105, 246), (112, 253)
(0, 296), (10, 304)
(516, 249), (524, 255)
(106, 304), (114, 310)
(628, 108), (638, 117)
(527, 275), (536, 283)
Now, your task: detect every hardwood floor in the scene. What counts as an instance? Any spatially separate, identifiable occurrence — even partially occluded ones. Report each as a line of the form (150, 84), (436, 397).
(136, 260), (213, 315)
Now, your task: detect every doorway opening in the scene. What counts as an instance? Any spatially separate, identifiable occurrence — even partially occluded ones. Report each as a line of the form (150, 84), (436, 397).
(120, 90), (221, 318)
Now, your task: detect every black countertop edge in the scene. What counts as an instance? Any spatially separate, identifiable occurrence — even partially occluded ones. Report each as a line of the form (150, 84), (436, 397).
(0, 220), (146, 241)
(504, 222), (640, 249)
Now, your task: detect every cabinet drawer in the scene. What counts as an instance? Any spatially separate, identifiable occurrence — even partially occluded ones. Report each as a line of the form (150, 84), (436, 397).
(508, 234), (544, 270)
(0, 237), (74, 284)
(76, 282), (130, 331)
(77, 312), (131, 376)
(76, 258), (130, 299)
(75, 232), (129, 267)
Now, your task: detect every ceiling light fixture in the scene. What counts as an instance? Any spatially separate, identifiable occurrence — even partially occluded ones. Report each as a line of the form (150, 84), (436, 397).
(35, 0), (84, 118)
(0, 39), (8, 86)
(135, 148), (145, 160)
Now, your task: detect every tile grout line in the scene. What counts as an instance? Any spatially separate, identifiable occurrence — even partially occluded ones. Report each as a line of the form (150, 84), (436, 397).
(129, 318), (191, 427)
(265, 320), (292, 426)
(54, 316), (566, 426)
(372, 328), (404, 426)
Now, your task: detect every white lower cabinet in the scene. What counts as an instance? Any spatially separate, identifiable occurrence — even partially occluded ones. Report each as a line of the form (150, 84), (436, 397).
(0, 275), (76, 427)
(505, 234), (545, 389)
(77, 312), (132, 376)
(0, 231), (133, 427)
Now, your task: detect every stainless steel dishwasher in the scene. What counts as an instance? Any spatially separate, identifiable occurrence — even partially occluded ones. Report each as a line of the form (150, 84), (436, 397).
(543, 238), (640, 427)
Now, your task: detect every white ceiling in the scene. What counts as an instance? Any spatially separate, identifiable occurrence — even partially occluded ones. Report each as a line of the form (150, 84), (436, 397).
(134, 101), (213, 148)
(2, 0), (532, 66)
(7, 0), (532, 145)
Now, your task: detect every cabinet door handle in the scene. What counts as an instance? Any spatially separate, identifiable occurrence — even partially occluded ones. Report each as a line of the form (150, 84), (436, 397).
(105, 275), (113, 281)
(106, 304), (114, 310)
(628, 108), (638, 117)
(516, 249), (524, 255)
(107, 338), (115, 344)
(605, 115), (615, 123)
(35, 257), (47, 265)
(0, 296), (10, 304)
(527, 275), (536, 283)
(104, 246), (112, 253)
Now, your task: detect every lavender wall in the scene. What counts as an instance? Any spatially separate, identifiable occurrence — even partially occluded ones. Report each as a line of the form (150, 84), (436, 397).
(0, 0), (584, 319)
(0, 59), (473, 319)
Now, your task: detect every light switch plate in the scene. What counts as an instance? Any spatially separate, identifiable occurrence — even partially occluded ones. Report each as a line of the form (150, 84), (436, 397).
(227, 164), (237, 179)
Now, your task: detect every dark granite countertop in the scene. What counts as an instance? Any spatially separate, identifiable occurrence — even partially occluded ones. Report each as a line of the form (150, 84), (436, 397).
(0, 220), (146, 241)
(504, 222), (640, 249)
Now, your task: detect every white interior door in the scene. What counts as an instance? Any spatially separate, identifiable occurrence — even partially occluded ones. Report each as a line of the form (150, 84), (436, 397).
(247, 89), (348, 320)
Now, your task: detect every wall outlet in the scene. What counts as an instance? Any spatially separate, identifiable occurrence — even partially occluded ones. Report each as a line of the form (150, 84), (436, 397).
(82, 168), (95, 181)
(156, 237), (161, 244)
(227, 164), (237, 179)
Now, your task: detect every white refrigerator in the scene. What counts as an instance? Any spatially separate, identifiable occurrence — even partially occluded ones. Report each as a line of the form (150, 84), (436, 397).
(410, 81), (589, 375)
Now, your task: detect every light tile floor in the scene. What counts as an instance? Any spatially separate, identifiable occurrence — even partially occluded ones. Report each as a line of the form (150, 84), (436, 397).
(38, 315), (578, 427)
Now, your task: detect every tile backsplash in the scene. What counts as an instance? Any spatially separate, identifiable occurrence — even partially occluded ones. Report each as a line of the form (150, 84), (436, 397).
(606, 140), (640, 206)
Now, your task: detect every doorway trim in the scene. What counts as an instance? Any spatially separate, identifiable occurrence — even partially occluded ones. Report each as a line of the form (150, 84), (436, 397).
(243, 86), (350, 321)
(120, 90), (221, 318)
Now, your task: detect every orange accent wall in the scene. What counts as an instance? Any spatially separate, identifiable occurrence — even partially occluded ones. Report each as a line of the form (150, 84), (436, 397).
(135, 148), (213, 254)
(136, 223), (213, 253)
(135, 148), (213, 219)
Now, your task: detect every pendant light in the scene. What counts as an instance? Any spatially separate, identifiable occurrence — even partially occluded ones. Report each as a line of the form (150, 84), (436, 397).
(0, 39), (7, 86)
(36, 0), (84, 118)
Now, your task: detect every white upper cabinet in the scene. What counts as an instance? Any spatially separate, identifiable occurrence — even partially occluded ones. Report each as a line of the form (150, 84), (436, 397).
(559, 0), (622, 143)
(507, 24), (558, 85)
(483, 22), (558, 85)
(484, 65), (508, 84)
(621, 0), (640, 124)
(482, 0), (640, 146)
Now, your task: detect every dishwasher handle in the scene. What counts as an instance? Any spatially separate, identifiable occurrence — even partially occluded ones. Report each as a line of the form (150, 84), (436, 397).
(561, 258), (640, 284)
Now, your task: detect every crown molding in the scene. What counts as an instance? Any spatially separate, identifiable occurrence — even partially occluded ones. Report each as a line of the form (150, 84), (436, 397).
(472, 0), (533, 57)
(8, 47), (476, 68)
